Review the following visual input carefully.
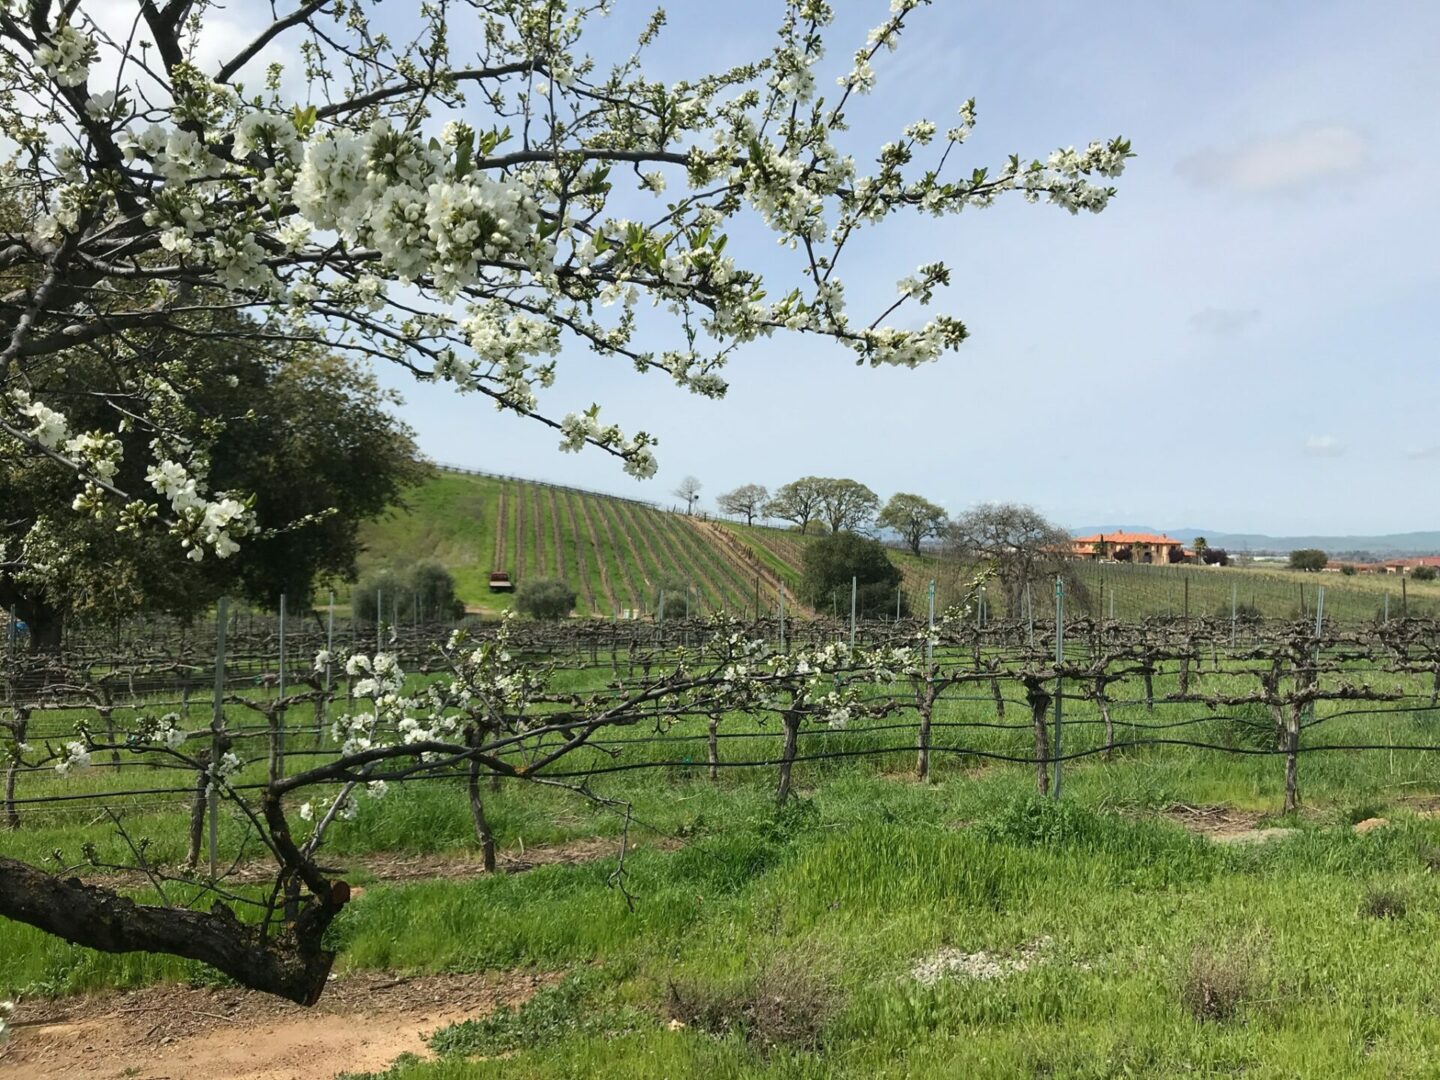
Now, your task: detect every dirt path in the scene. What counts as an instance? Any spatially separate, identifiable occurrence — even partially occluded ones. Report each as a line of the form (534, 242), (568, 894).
(0, 969), (557, 1080)
(79, 834), (679, 893)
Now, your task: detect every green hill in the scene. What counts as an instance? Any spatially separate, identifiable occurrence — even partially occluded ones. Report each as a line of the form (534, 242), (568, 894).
(357, 468), (787, 617)
(358, 468), (1440, 622)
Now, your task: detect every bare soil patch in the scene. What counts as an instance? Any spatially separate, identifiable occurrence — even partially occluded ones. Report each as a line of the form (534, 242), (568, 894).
(0, 969), (558, 1080)
(1161, 803), (1298, 844)
(78, 835), (681, 893)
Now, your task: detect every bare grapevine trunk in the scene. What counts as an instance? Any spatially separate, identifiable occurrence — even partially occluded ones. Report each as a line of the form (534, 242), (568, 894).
(1284, 700), (1302, 814)
(1095, 678), (1114, 760)
(776, 709), (801, 806)
(707, 714), (720, 781)
(1025, 680), (1051, 797)
(915, 680), (939, 782)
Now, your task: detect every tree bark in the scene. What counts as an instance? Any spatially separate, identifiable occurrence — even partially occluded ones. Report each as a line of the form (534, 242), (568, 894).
(1283, 701), (1302, 814)
(776, 709), (801, 806)
(1025, 680), (1051, 797)
(915, 679), (939, 781)
(466, 727), (496, 872)
(0, 856), (345, 1005)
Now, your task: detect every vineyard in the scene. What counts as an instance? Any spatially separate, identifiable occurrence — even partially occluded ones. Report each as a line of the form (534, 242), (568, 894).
(358, 468), (1440, 627)
(9, 607), (1440, 1075)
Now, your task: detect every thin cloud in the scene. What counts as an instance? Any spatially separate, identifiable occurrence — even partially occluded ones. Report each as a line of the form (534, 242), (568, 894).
(1304, 434), (1346, 458)
(1406, 445), (1440, 460)
(1176, 125), (1369, 195)
(1189, 307), (1260, 336)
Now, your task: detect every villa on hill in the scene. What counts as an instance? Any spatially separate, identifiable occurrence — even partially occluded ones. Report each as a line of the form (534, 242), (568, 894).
(1071, 532), (1191, 564)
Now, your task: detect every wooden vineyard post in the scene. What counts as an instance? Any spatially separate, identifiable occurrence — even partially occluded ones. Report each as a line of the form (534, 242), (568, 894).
(209, 597), (228, 881)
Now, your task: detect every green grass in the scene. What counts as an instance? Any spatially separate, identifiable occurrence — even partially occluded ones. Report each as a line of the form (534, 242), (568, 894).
(13, 700), (1440, 1077)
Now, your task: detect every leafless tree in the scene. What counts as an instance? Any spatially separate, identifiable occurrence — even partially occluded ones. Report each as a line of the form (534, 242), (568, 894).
(946, 502), (1091, 616)
(673, 476), (703, 515)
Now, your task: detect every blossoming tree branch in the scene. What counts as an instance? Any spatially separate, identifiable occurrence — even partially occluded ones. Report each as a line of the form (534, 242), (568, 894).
(0, 0), (1127, 1007)
(0, 0), (1127, 569)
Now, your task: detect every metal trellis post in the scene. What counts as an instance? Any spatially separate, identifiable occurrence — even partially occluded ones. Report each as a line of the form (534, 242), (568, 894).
(1053, 576), (1065, 800)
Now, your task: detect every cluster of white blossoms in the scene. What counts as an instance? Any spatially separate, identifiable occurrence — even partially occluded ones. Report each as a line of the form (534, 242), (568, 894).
(12, 390), (70, 451)
(54, 741), (92, 777)
(559, 409), (658, 479)
(207, 751), (243, 796)
(34, 20), (94, 87)
(288, 120), (544, 295)
(144, 459), (253, 561)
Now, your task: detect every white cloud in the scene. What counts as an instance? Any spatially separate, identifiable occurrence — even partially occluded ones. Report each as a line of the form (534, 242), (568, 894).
(1304, 434), (1346, 457)
(1188, 307), (1260, 336)
(1405, 445), (1440, 460)
(1176, 125), (1369, 195)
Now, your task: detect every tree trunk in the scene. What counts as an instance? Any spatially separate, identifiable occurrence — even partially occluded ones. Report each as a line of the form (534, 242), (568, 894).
(0, 855), (345, 1005)
(776, 709), (801, 806)
(1095, 678), (1114, 760)
(915, 681), (938, 782)
(1025, 681), (1051, 797)
(183, 757), (209, 870)
(1284, 701), (1302, 814)
(466, 728), (496, 872)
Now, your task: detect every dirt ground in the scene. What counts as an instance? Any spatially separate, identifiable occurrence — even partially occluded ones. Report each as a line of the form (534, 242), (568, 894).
(0, 969), (558, 1080)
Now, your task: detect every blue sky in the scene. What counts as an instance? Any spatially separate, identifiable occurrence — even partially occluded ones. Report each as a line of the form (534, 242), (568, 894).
(373, 0), (1439, 534)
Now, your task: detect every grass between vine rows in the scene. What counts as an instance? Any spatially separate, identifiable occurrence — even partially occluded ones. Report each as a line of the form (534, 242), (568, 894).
(7, 654), (1440, 1076)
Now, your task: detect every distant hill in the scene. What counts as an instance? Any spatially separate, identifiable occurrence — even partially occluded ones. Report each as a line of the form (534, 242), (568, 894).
(1069, 526), (1440, 556)
(356, 468), (1440, 622)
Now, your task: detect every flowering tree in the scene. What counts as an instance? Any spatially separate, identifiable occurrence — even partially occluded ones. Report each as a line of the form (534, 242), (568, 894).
(0, 0), (1128, 1008)
(0, 0), (1128, 575)
(0, 615), (938, 1004)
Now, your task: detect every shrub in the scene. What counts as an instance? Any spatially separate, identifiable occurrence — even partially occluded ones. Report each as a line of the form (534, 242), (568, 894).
(1412, 566), (1437, 582)
(351, 568), (409, 622)
(666, 945), (840, 1051)
(1181, 939), (1262, 1022)
(1288, 548), (1327, 572)
(1359, 886), (1407, 920)
(514, 578), (576, 620)
(653, 579), (697, 620)
(802, 531), (906, 618)
(352, 562), (464, 622)
(1340, 564), (1356, 576)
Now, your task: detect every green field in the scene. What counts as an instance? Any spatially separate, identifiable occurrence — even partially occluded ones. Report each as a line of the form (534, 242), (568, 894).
(8, 649), (1440, 1077)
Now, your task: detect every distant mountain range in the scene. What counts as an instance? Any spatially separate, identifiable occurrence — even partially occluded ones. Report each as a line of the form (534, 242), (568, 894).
(1067, 527), (1440, 557)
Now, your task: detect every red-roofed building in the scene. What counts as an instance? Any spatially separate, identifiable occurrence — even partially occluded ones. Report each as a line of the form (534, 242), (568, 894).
(1381, 556), (1440, 575)
(1071, 532), (1189, 565)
